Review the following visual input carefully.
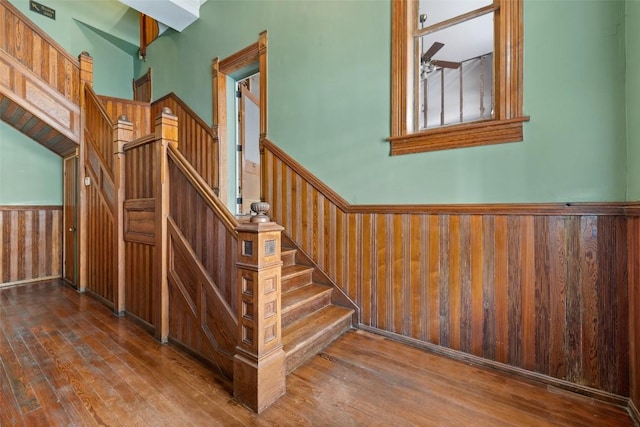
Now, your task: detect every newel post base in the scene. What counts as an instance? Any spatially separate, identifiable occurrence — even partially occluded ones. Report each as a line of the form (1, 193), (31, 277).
(234, 219), (286, 413)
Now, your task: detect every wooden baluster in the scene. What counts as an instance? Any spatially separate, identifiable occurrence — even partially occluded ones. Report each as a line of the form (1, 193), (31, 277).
(154, 108), (178, 343)
(113, 115), (133, 316)
(234, 206), (286, 413)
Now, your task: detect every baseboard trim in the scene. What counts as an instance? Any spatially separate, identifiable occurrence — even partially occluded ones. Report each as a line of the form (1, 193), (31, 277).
(629, 399), (640, 426)
(0, 275), (61, 289)
(358, 324), (629, 408)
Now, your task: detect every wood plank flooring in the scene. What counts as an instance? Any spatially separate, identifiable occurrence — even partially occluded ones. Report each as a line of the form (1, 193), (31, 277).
(0, 280), (634, 426)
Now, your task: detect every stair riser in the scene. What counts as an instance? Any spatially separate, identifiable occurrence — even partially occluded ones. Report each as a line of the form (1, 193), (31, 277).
(285, 317), (351, 374)
(281, 251), (296, 267)
(282, 291), (332, 328)
(282, 271), (313, 292)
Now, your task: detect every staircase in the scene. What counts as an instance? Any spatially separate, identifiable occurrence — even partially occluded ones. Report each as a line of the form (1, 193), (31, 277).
(280, 240), (354, 373)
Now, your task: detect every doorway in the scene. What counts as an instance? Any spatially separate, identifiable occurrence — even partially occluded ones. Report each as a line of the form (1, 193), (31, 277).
(236, 74), (261, 215)
(63, 154), (78, 287)
(211, 31), (268, 214)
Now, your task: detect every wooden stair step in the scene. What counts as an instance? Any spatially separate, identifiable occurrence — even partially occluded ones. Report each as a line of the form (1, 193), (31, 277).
(281, 264), (314, 292)
(282, 305), (353, 374)
(281, 283), (333, 328)
(281, 247), (297, 267)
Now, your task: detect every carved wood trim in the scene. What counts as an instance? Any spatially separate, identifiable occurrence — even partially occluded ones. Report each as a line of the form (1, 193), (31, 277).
(218, 42), (260, 74)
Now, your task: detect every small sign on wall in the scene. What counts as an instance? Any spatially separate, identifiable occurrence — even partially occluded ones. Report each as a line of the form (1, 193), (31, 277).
(30, 1), (55, 20)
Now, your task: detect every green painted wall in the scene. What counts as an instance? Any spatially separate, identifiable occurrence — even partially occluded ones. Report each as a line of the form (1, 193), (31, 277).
(0, 122), (62, 204)
(628, 0), (640, 200)
(2, 0), (138, 205)
(139, 0), (628, 204)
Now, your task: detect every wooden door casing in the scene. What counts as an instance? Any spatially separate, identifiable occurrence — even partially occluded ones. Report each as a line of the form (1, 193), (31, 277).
(63, 155), (77, 286)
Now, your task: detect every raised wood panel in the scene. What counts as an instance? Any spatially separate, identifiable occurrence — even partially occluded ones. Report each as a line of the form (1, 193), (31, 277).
(167, 153), (238, 379)
(0, 206), (62, 286)
(167, 219), (235, 379)
(99, 95), (151, 139)
(122, 139), (157, 324)
(0, 50), (79, 155)
(168, 156), (237, 309)
(264, 141), (631, 396)
(0, 0), (80, 105)
(152, 93), (218, 193)
(629, 215), (640, 409)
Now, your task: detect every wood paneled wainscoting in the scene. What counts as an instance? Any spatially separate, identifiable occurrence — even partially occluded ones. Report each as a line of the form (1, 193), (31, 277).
(629, 207), (640, 419)
(0, 206), (62, 286)
(263, 139), (635, 407)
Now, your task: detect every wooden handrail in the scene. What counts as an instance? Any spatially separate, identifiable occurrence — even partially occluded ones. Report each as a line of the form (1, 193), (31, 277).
(167, 145), (238, 234)
(85, 85), (113, 128)
(123, 134), (155, 152)
(153, 93), (215, 139)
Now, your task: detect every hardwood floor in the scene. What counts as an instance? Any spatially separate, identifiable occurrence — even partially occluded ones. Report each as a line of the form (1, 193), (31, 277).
(0, 280), (634, 426)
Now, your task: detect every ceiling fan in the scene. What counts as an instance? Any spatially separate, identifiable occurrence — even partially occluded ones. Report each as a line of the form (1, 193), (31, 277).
(421, 42), (461, 78)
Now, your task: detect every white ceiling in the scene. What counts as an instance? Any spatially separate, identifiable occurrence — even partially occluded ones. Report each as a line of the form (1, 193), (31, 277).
(118, 0), (207, 32)
(419, 0), (494, 63)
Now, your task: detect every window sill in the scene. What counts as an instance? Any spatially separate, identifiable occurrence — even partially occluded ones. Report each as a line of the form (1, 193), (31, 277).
(388, 116), (530, 156)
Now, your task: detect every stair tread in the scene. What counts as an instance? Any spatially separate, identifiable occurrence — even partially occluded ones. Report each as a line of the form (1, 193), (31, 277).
(281, 264), (314, 278)
(282, 305), (353, 353)
(282, 283), (332, 312)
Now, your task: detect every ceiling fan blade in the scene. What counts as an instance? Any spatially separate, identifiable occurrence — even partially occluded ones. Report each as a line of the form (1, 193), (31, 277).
(422, 42), (444, 62)
(432, 60), (461, 69)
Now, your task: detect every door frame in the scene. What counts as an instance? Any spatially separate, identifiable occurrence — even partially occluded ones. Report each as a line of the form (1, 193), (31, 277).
(63, 152), (78, 287)
(211, 31), (268, 211)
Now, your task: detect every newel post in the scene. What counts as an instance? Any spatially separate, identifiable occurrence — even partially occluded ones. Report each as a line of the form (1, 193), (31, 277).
(113, 115), (133, 316)
(78, 52), (93, 86)
(154, 108), (178, 343)
(234, 204), (286, 413)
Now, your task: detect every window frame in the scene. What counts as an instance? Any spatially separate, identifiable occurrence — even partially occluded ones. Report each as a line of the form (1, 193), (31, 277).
(389, 0), (528, 155)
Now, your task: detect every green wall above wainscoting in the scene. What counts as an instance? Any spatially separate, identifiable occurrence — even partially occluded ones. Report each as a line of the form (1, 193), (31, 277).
(0, 122), (62, 205)
(627, 0), (640, 200)
(2, 0), (635, 205)
(138, 0), (629, 204)
(1, 0), (139, 206)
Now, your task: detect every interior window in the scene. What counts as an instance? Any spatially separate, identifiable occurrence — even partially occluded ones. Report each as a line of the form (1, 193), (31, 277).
(389, 0), (528, 155)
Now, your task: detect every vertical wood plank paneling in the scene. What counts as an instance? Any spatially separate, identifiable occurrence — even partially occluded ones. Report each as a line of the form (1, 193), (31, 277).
(439, 215), (450, 347)
(459, 215), (472, 353)
(1, 1), (80, 105)
(151, 94), (218, 192)
(521, 216), (535, 371)
(548, 216), (567, 380)
(534, 216), (551, 374)
(470, 215), (483, 357)
(580, 216), (599, 388)
(0, 207), (62, 286)
(448, 215), (461, 351)
(409, 214), (423, 340)
(507, 216), (522, 367)
(428, 215), (440, 345)
(629, 216), (640, 408)
(263, 143), (631, 396)
(565, 217), (583, 384)
(482, 215), (496, 359)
